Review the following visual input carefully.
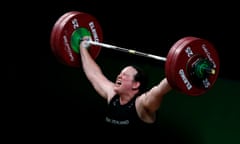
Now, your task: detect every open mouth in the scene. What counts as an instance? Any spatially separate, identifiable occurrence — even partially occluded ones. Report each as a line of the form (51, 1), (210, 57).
(115, 80), (122, 86)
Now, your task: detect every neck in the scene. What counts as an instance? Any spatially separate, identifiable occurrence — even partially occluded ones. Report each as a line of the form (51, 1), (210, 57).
(119, 92), (137, 105)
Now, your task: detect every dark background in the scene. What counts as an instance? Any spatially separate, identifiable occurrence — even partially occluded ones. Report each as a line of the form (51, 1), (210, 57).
(11, 0), (240, 81)
(8, 0), (240, 142)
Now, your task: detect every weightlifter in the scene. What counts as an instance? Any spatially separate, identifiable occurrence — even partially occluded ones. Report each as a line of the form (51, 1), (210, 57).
(79, 37), (172, 128)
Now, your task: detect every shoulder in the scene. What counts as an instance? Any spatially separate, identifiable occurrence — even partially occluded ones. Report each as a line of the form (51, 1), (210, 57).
(107, 93), (118, 104)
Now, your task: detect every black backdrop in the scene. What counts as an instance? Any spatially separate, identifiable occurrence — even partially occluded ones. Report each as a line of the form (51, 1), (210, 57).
(11, 0), (240, 81)
(8, 0), (240, 142)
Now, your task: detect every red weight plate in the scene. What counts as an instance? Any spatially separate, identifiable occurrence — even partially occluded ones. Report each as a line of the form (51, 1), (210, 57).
(169, 37), (199, 94)
(52, 11), (83, 66)
(165, 37), (220, 96)
(165, 36), (197, 90)
(50, 11), (103, 67)
(50, 11), (77, 64)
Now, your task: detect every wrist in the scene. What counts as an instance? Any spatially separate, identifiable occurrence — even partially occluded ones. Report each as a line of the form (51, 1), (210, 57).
(80, 36), (91, 49)
(81, 40), (90, 49)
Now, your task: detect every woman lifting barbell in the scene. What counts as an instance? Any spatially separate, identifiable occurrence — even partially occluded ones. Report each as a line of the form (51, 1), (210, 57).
(80, 36), (172, 128)
(50, 11), (220, 129)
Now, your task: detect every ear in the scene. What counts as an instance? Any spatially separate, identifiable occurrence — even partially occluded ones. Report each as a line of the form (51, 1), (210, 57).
(132, 81), (140, 90)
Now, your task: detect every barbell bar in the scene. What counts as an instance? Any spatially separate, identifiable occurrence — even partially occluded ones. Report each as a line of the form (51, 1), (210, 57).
(50, 11), (220, 96)
(85, 39), (215, 75)
(87, 40), (167, 61)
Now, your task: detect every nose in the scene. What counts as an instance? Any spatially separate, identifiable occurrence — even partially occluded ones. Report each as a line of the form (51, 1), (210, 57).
(117, 73), (122, 79)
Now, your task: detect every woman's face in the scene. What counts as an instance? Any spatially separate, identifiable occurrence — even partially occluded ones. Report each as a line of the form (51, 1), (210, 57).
(114, 66), (137, 93)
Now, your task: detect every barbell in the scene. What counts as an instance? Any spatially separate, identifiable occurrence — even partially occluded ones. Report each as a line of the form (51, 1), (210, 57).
(50, 11), (220, 96)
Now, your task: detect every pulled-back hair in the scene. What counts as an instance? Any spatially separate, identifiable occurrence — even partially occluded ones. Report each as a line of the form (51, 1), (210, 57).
(131, 65), (148, 95)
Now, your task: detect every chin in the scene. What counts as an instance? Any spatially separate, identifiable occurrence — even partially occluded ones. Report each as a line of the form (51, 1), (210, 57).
(113, 86), (120, 92)
(113, 86), (118, 91)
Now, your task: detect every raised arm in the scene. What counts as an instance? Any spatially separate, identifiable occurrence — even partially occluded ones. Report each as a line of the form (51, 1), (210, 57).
(137, 78), (172, 114)
(79, 38), (116, 100)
